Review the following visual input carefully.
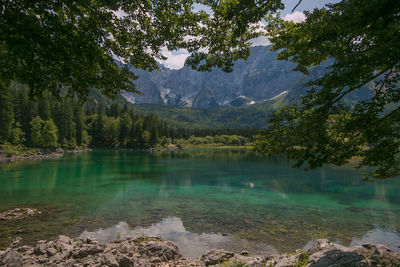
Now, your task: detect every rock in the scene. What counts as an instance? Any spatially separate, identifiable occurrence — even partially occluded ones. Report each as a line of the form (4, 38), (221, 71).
(370, 244), (400, 266)
(138, 240), (181, 261)
(58, 235), (73, 245)
(103, 252), (119, 267)
(201, 249), (235, 266)
(10, 237), (22, 248)
(0, 250), (23, 267)
(362, 243), (373, 250)
(233, 255), (265, 267)
(34, 240), (47, 255)
(240, 250), (249, 256)
(150, 256), (161, 263)
(1, 236), (400, 267)
(119, 255), (134, 267)
(54, 237), (74, 252)
(46, 247), (57, 256)
(0, 207), (41, 221)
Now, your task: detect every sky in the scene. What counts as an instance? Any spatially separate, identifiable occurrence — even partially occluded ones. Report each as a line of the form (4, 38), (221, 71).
(162, 0), (339, 69)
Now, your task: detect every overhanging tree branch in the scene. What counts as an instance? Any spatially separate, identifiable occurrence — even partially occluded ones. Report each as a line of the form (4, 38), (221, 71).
(291, 0), (303, 12)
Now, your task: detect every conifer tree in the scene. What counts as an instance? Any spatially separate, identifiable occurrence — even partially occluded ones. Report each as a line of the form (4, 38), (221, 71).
(42, 120), (59, 148)
(0, 84), (14, 142)
(38, 97), (51, 121)
(30, 116), (44, 147)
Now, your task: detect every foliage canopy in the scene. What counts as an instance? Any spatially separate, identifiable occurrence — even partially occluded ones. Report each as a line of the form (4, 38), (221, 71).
(0, 0), (281, 98)
(253, 0), (400, 179)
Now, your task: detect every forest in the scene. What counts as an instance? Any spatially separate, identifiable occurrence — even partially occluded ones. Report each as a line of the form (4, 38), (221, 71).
(0, 83), (256, 155)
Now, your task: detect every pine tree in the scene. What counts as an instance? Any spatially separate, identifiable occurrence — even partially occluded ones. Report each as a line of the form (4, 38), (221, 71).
(92, 113), (105, 146)
(38, 96), (51, 120)
(30, 116), (44, 147)
(42, 120), (59, 148)
(74, 106), (85, 146)
(9, 122), (25, 145)
(119, 113), (132, 148)
(0, 84), (14, 143)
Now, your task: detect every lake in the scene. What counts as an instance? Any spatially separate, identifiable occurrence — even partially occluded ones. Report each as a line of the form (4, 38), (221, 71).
(0, 149), (399, 257)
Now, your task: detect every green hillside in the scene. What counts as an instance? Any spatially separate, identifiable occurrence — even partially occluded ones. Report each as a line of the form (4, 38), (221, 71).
(128, 93), (289, 129)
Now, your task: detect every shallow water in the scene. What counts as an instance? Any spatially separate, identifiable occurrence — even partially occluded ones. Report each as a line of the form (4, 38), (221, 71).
(0, 149), (399, 257)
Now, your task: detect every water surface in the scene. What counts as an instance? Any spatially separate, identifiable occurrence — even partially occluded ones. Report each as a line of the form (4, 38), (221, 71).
(0, 149), (399, 256)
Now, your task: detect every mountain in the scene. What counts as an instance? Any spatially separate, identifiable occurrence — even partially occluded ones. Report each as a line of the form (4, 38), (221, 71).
(117, 45), (372, 128)
(123, 46), (310, 107)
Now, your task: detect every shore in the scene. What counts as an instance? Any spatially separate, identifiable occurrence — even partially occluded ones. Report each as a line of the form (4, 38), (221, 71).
(0, 208), (399, 266)
(1, 234), (399, 266)
(0, 145), (250, 163)
(0, 147), (92, 163)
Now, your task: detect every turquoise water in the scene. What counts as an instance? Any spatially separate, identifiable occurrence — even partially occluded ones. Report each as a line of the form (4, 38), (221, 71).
(0, 149), (399, 257)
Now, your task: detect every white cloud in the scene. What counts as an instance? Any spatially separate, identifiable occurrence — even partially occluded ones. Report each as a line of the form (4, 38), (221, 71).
(283, 11), (306, 23)
(248, 21), (270, 46)
(160, 49), (190, 70)
(249, 36), (270, 46)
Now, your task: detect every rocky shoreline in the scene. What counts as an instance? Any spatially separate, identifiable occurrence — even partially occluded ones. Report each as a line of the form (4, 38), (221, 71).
(0, 150), (64, 162)
(0, 148), (92, 163)
(148, 144), (184, 152)
(1, 234), (399, 266)
(0, 146), (184, 162)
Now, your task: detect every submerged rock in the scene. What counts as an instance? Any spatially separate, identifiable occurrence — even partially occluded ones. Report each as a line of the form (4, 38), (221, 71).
(0, 208), (41, 221)
(1, 237), (400, 266)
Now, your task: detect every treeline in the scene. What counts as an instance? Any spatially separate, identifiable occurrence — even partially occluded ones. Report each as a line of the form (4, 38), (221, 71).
(174, 135), (248, 146)
(0, 85), (171, 149)
(102, 103), (260, 139)
(168, 128), (259, 139)
(0, 84), (259, 150)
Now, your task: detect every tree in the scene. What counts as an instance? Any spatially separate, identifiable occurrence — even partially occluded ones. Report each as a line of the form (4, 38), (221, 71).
(91, 113), (105, 146)
(103, 117), (120, 147)
(30, 116), (44, 147)
(42, 120), (59, 148)
(0, 0), (282, 98)
(38, 97), (51, 121)
(0, 84), (14, 142)
(81, 130), (91, 148)
(9, 122), (25, 145)
(119, 113), (132, 148)
(253, 0), (400, 179)
(74, 106), (85, 146)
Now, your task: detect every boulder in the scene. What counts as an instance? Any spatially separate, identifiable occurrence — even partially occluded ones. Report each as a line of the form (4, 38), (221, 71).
(1, 236), (400, 267)
(201, 249), (235, 266)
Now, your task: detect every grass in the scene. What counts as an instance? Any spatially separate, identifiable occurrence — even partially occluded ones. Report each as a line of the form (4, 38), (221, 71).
(218, 258), (247, 267)
(295, 253), (309, 267)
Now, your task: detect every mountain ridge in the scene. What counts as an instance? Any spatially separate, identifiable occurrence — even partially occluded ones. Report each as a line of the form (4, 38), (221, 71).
(124, 46), (309, 108)
(117, 45), (372, 128)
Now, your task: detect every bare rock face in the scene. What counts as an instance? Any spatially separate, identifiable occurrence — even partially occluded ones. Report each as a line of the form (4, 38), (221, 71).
(0, 208), (41, 221)
(1, 237), (400, 267)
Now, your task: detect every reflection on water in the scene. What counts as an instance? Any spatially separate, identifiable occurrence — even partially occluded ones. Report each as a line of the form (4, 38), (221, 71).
(80, 217), (276, 257)
(80, 217), (400, 257)
(0, 149), (399, 253)
(350, 229), (400, 251)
